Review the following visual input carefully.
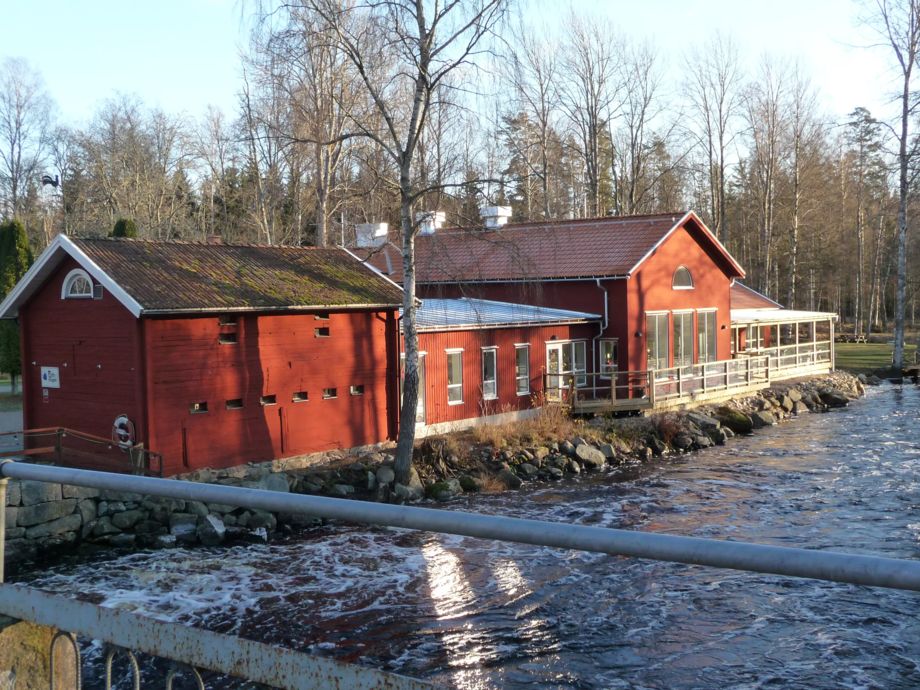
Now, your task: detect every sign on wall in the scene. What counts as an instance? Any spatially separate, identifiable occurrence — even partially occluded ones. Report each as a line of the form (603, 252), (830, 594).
(40, 366), (60, 389)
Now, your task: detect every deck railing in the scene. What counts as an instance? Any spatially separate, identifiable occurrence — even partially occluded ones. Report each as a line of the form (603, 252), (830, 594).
(543, 370), (654, 411)
(0, 427), (163, 476)
(3, 461), (920, 688)
(651, 355), (771, 403)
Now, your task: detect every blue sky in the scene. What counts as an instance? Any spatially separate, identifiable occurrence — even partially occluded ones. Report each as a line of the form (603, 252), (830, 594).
(0, 0), (896, 126)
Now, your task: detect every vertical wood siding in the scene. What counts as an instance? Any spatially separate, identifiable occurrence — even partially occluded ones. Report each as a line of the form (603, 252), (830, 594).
(145, 309), (395, 475)
(20, 258), (144, 441)
(416, 323), (597, 425)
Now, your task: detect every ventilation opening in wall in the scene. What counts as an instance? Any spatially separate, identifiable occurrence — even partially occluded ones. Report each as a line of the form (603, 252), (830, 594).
(218, 332), (238, 344)
(260, 394), (277, 406)
(314, 327), (330, 338)
(219, 315), (238, 326)
(93, 285), (103, 300)
(190, 401), (208, 414)
(292, 391), (309, 402)
(314, 312), (330, 320)
(349, 384), (364, 396)
(225, 398), (243, 410)
(322, 388), (337, 399)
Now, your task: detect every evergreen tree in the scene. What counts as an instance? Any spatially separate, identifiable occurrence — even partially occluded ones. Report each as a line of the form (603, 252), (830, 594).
(111, 217), (138, 238)
(0, 219), (33, 393)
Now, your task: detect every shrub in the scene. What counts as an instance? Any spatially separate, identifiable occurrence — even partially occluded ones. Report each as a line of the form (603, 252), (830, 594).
(111, 218), (138, 238)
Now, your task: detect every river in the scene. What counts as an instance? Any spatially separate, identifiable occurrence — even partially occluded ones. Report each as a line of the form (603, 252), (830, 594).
(15, 383), (920, 689)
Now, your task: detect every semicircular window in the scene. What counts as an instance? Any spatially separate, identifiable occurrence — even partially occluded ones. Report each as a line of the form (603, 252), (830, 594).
(61, 269), (93, 299)
(672, 266), (694, 290)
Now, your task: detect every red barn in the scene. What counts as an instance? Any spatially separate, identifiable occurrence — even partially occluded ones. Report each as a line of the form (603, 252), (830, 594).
(410, 298), (601, 433)
(362, 211), (745, 383)
(0, 235), (404, 476)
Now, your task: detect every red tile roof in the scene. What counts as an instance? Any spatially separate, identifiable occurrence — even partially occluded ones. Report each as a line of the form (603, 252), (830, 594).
(730, 282), (783, 310)
(359, 211), (744, 284)
(73, 238), (404, 313)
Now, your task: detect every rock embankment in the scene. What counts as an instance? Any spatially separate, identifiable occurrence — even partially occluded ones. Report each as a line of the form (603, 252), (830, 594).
(5, 372), (865, 573)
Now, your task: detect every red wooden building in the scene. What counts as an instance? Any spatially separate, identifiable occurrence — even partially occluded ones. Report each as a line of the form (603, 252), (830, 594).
(362, 211), (746, 383)
(410, 297), (601, 433)
(0, 235), (404, 475)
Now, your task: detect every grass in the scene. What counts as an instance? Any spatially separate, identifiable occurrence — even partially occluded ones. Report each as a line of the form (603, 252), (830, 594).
(835, 342), (918, 375)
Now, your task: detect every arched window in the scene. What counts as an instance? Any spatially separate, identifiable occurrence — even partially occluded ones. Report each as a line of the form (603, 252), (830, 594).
(61, 269), (93, 299)
(672, 266), (694, 290)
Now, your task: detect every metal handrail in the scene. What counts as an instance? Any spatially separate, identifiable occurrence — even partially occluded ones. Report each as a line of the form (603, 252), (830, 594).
(3, 461), (920, 592)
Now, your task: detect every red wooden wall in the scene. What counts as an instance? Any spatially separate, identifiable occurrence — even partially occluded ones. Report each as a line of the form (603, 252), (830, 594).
(20, 258), (145, 443)
(624, 222), (733, 371)
(145, 309), (398, 475)
(416, 322), (597, 425)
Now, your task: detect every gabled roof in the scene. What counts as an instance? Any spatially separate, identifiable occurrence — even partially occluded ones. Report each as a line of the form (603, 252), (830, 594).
(359, 211), (745, 284)
(413, 297), (601, 332)
(0, 235), (404, 319)
(731, 281), (783, 310)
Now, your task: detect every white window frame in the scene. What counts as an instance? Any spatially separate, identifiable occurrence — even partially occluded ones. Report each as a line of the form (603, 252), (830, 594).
(599, 339), (618, 378)
(697, 309), (718, 363)
(546, 339), (588, 387)
(673, 310), (694, 367)
(61, 268), (93, 300)
(672, 266), (694, 290)
(514, 344), (530, 396)
(646, 311), (669, 372)
(446, 348), (463, 405)
(481, 347), (498, 400)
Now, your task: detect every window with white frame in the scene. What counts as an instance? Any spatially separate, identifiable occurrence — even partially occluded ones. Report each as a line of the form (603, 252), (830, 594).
(481, 348), (498, 400)
(697, 310), (717, 363)
(673, 311), (693, 367)
(61, 269), (93, 299)
(672, 266), (694, 289)
(600, 339), (618, 377)
(447, 350), (463, 404)
(647, 313), (669, 371)
(515, 345), (530, 395)
(563, 341), (587, 386)
(749, 325), (764, 350)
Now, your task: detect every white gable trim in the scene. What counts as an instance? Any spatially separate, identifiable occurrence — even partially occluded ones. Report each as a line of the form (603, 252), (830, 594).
(626, 211), (746, 279)
(0, 234), (144, 319)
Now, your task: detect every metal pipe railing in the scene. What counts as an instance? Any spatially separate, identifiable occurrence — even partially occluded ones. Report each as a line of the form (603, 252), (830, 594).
(4, 461), (920, 593)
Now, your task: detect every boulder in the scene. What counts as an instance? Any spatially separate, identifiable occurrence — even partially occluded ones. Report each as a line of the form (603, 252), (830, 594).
(686, 412), (721, 432)
(566, 460), (581, 475)
(19, 481), (62, 506)
(672, 432), (694, 451)
(546, 467), (564, 480)
(247, 510), (276, 531)
(787, 388), (803, 402)
(792, 401), (809, 415)
(154, 534), (177, 549)
(329, 484), (355, 497)
(62, 485), (100, 500)
(261, 473), (290, 493)
(533, 447), (551, 461)
(92, 516), (122, 538)
(393, 482), (424, 502)
(497, 469), (523, 490)
(560, 440), (577, 457)
(376, 466), (396, 486)
(4, 506), (16, 528)
(517, 462), (540, 478)
(77, 499), (96, 525)
(780, 396), (794, 413)
(819, 389), (849, 408)
(458, 475), (479, 492)
(184, 501), (209, 517)
(692, 434), (713, 449)
(5, 527), (24, 540)
(18, 499), (77, 527)
(5, 481), (19, 507)
(24, 513), (82, 540)
(575, 443), (606, 470)
(428, 478), (462, 502)
(598, 443), (617, 460)
(715, 406), (753, 434)
(197, 514), (226, 546)
(751, 410), (776, 428)
(647, 437), (667, 456)
(108, 533), (137, 548)
(111, 509), (145, 530)
(133, 519), (165, 535)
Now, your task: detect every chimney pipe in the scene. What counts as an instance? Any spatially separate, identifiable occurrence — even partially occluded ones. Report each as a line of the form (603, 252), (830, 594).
(479, 206), (512, 229)
(354, 222), (389, 248)
(416, 211), (446, 236)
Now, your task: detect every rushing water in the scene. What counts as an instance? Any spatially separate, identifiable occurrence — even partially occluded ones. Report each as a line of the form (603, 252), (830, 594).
(16, 383), (920, 689)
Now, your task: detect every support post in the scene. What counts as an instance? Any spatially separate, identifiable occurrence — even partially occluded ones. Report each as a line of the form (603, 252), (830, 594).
(0, 474), (7, 583)
(830, 318), (836, 371)
(677, 367), (682, 398)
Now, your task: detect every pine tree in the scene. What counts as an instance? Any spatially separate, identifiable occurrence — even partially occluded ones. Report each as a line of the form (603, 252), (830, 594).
(111, 218), (138, 238)
(0, 218), (34, 393)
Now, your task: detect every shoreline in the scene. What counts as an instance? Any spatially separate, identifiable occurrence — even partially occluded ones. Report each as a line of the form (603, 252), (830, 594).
(6, 371), (868, 576)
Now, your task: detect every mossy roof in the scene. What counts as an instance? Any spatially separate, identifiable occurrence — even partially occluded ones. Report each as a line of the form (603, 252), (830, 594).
(73, 238), (403, 314)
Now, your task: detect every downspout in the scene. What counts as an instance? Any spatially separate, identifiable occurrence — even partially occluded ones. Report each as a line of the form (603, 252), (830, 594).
(593, 279), (609, 375)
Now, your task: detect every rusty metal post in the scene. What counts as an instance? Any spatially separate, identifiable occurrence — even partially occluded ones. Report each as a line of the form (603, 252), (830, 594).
(0, 475), (6, 583)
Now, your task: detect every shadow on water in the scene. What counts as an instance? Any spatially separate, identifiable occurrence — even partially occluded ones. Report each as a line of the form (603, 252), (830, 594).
(16, 383), (920, 689)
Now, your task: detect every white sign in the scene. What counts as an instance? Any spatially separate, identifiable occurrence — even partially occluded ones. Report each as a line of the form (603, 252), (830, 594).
(40, 366), (60, 388)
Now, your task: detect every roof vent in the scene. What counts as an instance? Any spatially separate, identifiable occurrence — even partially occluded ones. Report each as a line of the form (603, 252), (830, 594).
(479, 206), (512, 229)
(416, 211), (446, 236)
(355, 222), (389, 248)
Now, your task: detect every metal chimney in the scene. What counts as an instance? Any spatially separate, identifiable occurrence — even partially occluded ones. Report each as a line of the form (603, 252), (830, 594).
(416, 211), (446, 236)
(354, 222), (389, 248)
(479, 206), (512, 229)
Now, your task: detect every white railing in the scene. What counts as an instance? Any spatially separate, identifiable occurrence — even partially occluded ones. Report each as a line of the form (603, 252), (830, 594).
(755, 340), (833, 372)
(652, 355), (770, 403)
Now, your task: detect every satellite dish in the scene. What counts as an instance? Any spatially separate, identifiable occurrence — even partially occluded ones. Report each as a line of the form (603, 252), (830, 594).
(41, 174), (59, 188)
(112, 414), (135, 450)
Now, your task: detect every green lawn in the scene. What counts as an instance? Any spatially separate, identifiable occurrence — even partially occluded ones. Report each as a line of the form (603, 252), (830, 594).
(0, 394), (21, 412)
(835, 342), (918, 375)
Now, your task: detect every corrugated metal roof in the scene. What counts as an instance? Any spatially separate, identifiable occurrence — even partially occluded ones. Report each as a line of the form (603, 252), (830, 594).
(412, 297), (601, 331)
(359, 211), (745, 284)
(72, 238), (404, 313)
